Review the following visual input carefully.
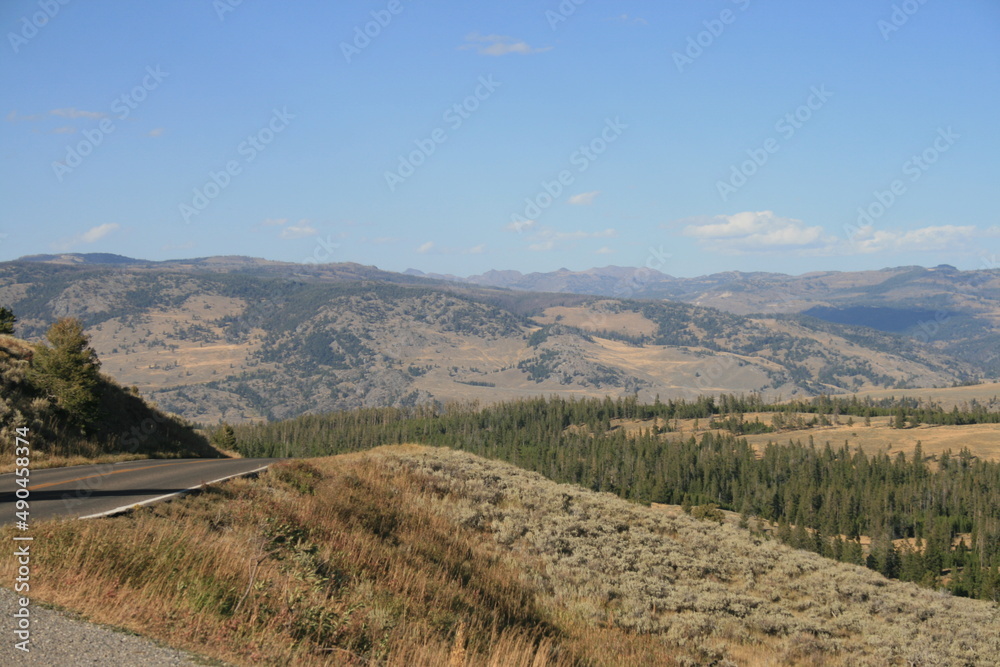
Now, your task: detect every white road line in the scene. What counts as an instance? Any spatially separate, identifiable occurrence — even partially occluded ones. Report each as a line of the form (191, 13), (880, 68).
(77, 464), (272, 520)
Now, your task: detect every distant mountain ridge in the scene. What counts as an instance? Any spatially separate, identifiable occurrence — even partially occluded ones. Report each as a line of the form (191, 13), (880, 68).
(2, 255), (996, 423)
(404, 263), (988, 311)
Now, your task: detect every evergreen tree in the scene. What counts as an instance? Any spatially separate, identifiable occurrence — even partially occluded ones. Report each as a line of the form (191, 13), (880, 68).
(29, 317), (102, 427)
(0, 306), (15, 335)
(843, 539), (865, 566)
(214, 422), (237, 450)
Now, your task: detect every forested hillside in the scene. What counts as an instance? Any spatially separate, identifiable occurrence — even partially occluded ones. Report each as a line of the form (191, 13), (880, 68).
(0, 258), (984, 424)
(232, 395), (1000, 602)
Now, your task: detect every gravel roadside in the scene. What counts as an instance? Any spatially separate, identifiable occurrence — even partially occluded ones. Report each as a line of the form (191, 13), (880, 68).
(0, 588), (216, 666)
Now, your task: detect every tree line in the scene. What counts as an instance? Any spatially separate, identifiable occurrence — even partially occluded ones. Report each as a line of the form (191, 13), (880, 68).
(230, 394), (1000, 602)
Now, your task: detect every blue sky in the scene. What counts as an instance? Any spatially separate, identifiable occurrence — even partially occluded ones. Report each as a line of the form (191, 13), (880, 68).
(1, 0), (998, 277)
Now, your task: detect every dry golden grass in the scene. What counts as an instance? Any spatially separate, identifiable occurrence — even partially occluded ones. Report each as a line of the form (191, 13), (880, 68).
(746, 420), (1000, 462)
(832, 382), (1000, 410)
(370, 447), (1000, 666)
(535, 305), (659, 337)
(0, 453), (632, 666)
(85, 294), (272, 395)
(6, 446), (998, 665)
(612, 414), (1000, 462)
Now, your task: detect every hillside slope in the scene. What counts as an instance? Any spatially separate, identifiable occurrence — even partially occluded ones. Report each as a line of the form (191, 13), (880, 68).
(419, 263), (1000, 375)
(0, 331), (217, 469)
(0, 259), (980, 423)
(6, 446), (997, 665)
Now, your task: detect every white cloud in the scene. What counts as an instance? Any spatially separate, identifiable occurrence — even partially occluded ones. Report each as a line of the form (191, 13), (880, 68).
(81, 223), (120, 243)
(261, 217), (318, 239)
(417, 241), (434, 254)
(505, 219), (536, 233)
(49, 126), (76, 134)
(680, 211), (828, 253)
(460, 32), (552, 56)
(465, 244), (486, 255)
(849, 224), (979, 254)
(280, 221), (318, 239)
(50, 108), (106, 120)
(596, 246), (614, 255)
(147, 128), (165, 137)
(607, 14), (648, 25)
(53, 223), (121, 251)
(5, 110), (43, 122)
(677, 211), (995, 258)
(568, 191), (600, 206)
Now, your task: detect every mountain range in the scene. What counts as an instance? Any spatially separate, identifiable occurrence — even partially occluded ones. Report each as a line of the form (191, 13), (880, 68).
(2, 253), (997, 424)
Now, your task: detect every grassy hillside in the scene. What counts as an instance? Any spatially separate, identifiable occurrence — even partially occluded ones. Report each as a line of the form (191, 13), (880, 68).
(232, 394), (1000, 600)
(832, 381), (1000, 410)
(4, 446), (997, 665)
(617, 413), (1000, 464)
(0, 331), (218, 471)
(0, 260), (982, 424)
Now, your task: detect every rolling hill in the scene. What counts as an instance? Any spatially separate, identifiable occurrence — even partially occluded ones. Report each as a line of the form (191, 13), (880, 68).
(0, 255), (993, 423)
(0, 329), (217, 471)
(412, 263), (1000, 374)
(5, 446), (997, 665)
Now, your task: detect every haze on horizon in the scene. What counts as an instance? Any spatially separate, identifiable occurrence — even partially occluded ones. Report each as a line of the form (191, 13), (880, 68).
(1, 0), (998, 278)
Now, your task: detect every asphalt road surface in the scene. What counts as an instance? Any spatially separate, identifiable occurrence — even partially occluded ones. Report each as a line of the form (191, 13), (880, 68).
(0, 458), (281, 525)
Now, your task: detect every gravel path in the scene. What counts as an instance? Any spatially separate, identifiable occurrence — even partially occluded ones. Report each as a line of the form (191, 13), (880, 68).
(0, 588), (214, 666)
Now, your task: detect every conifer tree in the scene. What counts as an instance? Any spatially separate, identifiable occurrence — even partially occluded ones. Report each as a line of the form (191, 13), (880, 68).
(0, 306), (15, 335)
(215, 422), (237, 450)
(29, 317), (102, 427)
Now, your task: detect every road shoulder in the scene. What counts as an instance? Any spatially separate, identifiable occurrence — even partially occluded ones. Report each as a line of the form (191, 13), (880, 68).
(0, 587), (219, 666)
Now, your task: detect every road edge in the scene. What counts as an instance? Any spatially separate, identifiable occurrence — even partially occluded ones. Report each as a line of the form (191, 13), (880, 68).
(77, 464), (273, 520)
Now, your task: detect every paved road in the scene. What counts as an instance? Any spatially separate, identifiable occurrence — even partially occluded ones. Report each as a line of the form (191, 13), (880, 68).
(0, 458), (281, 524)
